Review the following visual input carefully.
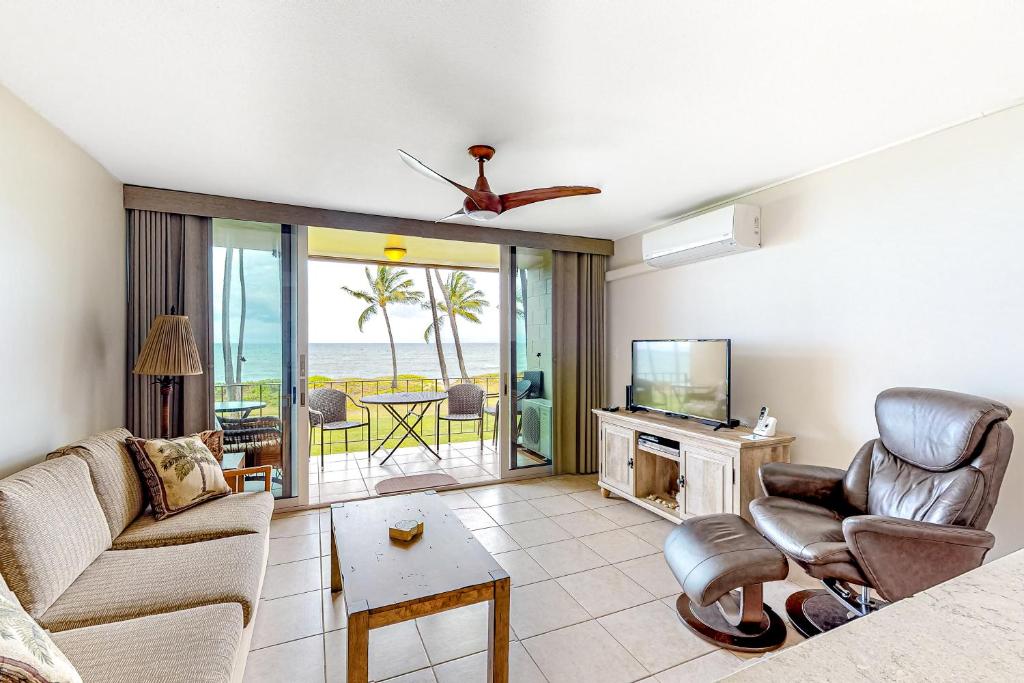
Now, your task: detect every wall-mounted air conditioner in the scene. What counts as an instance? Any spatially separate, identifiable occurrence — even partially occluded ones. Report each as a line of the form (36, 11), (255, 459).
(642, 204), (760, 268)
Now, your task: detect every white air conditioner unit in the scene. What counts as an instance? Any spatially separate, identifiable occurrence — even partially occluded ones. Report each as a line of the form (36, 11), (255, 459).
(520, 398), (552, 459)
(642, 204), (760, 268)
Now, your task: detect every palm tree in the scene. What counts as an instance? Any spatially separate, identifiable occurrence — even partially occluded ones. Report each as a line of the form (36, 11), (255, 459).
(424, 269), (450, 388)
(158, 439), (218, 498)
(342, 266), (424, 388)
(439, 271), (489, 380)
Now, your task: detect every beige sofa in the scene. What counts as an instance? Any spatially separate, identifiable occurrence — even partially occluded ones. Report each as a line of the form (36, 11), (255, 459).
(0, 428), (274, 683)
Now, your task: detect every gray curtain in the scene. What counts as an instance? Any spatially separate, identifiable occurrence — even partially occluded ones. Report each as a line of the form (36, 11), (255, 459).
(552, 251), (607, 474)
(127, 210), (213, 437)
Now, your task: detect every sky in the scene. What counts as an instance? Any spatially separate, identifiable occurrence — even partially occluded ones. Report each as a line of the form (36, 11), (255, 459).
(309, 261), (500, 344)
(213, 247), (501, 344)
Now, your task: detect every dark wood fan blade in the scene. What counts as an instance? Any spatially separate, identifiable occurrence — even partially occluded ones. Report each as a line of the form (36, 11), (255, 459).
(398, 149), (484, 209)
(499, 186), (601, 212)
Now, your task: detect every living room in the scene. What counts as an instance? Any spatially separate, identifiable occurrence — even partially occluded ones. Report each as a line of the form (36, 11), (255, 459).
(1, 3), (1022, 683)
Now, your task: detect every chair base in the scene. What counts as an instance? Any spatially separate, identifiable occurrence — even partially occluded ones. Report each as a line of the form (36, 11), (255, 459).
(676, 594), (788, 653)
(785, 589), (864, 638)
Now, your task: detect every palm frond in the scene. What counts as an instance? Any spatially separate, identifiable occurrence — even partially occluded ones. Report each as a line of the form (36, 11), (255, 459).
(356, 305), (377, 332)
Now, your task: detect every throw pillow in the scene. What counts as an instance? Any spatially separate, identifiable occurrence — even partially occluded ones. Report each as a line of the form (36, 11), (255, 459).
(126, 435), (231, 520)
(0, 593), (81, 683)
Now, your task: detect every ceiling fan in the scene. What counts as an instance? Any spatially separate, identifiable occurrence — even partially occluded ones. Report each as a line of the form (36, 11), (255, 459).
(398, 145), (601, 222)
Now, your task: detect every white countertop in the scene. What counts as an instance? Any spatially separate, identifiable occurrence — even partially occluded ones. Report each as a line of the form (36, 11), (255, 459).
(725, 549), (1024, 681)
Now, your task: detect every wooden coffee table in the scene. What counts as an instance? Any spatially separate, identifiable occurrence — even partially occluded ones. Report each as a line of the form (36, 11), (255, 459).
(330, 491), (510, 682)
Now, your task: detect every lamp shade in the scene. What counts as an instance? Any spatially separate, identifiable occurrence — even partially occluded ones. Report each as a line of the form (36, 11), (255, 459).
(133, 315), (203, 377)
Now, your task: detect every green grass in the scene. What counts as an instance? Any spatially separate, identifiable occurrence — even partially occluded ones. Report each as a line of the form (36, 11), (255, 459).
(216, 374), (500, 454)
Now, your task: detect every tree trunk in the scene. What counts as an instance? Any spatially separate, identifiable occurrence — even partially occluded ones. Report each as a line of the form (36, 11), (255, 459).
(221, 248), (236, 400)
(235, 249), (247, 388)
(519, 268), (529, 329)
(382, 306), (399, 389)
(196, 457), (209, 495)
(426, 270), (450, 388)
(435, 270), (468, 381)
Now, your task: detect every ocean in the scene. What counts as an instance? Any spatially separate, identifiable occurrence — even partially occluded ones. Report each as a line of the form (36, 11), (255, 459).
(214, 342), (501, 382)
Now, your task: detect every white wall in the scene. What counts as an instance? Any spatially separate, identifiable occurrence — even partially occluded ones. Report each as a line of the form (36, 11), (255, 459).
(608, 104), (1024, 558)
(0, 84), (125, 477)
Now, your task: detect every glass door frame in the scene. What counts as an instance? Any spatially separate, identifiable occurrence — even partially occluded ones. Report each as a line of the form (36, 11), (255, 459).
(498, 246), (553, 481)
(276, 224), (309, 510)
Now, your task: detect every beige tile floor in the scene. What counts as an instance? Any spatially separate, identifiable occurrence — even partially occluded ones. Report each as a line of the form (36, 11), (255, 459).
(308, 442), (501, 505)
(248, 475), (809, 683)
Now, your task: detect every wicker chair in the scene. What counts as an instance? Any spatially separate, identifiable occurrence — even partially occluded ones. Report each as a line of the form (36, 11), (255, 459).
(484, 379), (532, 447)
(308, 387), (371, 468)
(437, 383), (486, 452)
(218, 415), (284, 488)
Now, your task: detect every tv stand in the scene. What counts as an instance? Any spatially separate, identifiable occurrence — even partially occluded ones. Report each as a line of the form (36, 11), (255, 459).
(594, 409), (794, 524)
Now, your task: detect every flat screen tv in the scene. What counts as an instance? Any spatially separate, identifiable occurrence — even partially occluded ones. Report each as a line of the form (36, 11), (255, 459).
(631, 339), (731, 424)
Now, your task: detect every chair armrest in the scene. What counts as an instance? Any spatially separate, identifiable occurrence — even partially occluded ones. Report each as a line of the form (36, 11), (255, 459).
(758, 462), (846, 506)
(223, 465), (273, 493)
(843, 515), (994, 602)
(308, 407), (324, 427)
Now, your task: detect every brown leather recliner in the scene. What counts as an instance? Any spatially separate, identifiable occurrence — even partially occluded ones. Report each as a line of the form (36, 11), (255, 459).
(750, 387), (1013, 636)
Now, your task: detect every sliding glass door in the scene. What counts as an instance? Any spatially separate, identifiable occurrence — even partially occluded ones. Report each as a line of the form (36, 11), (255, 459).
(212, 220), (308, 504)
(500, 246), (555, 477)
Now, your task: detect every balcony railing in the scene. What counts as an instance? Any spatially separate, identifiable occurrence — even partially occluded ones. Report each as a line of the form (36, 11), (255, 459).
(215, 377), (501, 454)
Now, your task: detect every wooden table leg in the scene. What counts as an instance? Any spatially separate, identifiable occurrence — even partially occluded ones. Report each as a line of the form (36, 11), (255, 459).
(347, 607), (369, 683)
(330, 518), (342, 592)
(487, 576), (510, 683)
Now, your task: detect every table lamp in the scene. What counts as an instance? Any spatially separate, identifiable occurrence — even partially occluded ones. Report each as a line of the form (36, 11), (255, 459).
(133, 314), (203, 438)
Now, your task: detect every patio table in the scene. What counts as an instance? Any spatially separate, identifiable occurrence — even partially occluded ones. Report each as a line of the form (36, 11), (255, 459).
(362, 391), (448, 464)
(214, 400), (267, 418)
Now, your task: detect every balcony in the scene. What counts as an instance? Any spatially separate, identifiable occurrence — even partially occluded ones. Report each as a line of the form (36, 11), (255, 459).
(215, 377), (501, 503)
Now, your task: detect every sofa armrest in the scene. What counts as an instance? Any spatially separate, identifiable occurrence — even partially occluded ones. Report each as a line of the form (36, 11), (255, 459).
(223, 465), (273, 493)
(843, 515), (993, 602)
(758, 462), (846, 506)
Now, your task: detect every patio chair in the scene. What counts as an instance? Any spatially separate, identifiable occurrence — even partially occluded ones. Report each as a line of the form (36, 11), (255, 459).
(217, 415), (284, 487)
(484, 379), (532, 447)
(437, 383), (486, 452)
(309, 387), (371, 468)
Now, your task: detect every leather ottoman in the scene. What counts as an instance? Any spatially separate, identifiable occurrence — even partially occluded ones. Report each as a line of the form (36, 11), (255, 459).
(664, 513), (789, 652)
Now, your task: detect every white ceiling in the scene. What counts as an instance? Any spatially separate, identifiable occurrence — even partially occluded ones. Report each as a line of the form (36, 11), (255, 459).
(2, 2), (1023, 241)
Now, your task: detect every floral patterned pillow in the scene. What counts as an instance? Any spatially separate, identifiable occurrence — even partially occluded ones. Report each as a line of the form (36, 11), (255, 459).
(0, 593), (81, 683)
(127, 435), (231, 520)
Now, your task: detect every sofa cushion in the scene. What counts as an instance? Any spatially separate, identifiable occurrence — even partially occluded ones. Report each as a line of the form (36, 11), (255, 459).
(111, 491), (274, 550)
(47, 428), (143, 539)
(0, 593), (82, 683)
(0, 457), (112, 618)
(127, 435), (232, 520)
(39, 532), (266, 632)
(51, 603), (242, 683)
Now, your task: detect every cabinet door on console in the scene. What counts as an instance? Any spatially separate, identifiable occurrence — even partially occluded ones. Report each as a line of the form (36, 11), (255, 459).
(600, 422), (634, 496)
(681, 450), (732, 516)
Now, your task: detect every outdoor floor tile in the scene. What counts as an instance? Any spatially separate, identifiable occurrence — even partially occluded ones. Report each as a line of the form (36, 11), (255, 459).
(441, 465), (488, 478)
